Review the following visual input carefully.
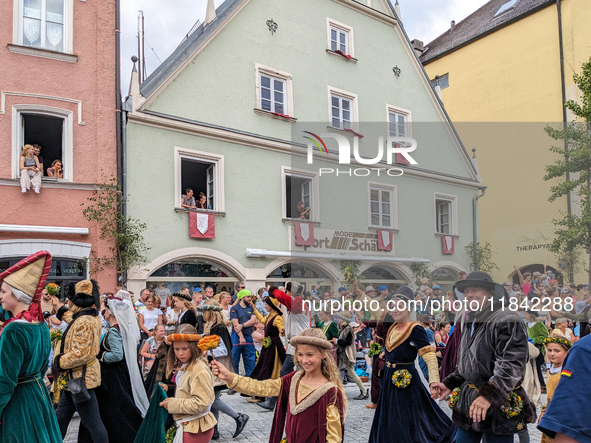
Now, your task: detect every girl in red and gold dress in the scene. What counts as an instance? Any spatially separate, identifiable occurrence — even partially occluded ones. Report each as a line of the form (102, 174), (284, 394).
(211, 328), (346, 443)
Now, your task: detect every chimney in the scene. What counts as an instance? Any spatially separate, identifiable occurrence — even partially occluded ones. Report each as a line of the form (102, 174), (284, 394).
(204, 0), (216, 26)
(471, 149), (481, 177)
(450, 20), (456, 31)
(394, 0), (401, 21)
(128, 56), (144, 110)
(411, 39), (424, 57)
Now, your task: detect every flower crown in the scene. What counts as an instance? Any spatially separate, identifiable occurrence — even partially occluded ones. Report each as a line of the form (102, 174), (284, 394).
(544, 337), (572, 349)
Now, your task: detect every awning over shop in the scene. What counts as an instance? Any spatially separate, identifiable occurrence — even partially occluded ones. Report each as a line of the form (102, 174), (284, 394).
(246, 249), (429, 263)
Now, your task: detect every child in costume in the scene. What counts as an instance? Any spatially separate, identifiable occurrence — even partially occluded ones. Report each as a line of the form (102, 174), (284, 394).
(248, 295), (286, 402)
(211, 328), (347, 443)
(201, 299), (249, 440)
(539, 337), (571, 443)
(336, 310), (368, 400)
(0, 251), (61, 443)
(159, 324), (216, 443)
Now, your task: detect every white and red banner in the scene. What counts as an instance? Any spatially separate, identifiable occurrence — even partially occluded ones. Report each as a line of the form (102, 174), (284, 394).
(295, 222), (315, 246)
(442, 235), (454, 254)
(190, 212), (215, 239)
(377, 229), (393, 251)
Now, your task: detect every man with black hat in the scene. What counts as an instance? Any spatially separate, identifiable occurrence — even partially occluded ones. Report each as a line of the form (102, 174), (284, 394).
(431, 272), (535, 443)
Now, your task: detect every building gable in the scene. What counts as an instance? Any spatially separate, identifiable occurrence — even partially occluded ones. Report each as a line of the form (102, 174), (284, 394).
(134, 0), (480, 183)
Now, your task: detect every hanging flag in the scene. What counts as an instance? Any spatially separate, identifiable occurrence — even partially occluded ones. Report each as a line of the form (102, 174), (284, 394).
(442, 235), (454, 254)
(190, 212), (215, 239)
(295, 222), (314, 246)
(377, 230), (393, 251)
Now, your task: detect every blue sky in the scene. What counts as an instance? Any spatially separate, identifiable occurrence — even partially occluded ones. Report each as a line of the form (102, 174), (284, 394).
(120, 0), (490, 92)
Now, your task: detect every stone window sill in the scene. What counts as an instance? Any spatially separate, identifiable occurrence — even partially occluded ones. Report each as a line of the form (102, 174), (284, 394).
(326, 49), (358, 63)
(7, 44), (78, 63)
(254, 108), (297, 122)
(174, 207), (226, 217)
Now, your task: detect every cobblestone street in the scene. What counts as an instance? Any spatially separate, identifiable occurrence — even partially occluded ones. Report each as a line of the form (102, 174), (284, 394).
(65, 381), (546, 442)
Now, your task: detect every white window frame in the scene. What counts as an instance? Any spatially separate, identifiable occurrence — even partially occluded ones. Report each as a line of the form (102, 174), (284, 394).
(326, 18), (354, 57)
(255, 63), (294, 117)
(327, 86), (359, 132)
(281, 166), (320, 222)
(12, 104), (73, 182)
(434, 193), (458, 235)
(368, 182), (398, 230)
(386, 104), (412, 138)
(174, 146), (225, 213)
(13, 0), (74, 54)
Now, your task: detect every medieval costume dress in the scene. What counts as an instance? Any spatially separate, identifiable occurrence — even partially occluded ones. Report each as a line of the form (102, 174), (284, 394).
(0, 251), (61, 443)
(250, 297), (286, 382)
(227, 371), (345, 443)
(77, 293), (149, 443)
(363, 312), (395, 405)
(368, 322), (455, 443)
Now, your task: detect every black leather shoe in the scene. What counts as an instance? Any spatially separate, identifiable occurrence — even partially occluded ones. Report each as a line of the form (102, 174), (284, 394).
(233, 413), (249, 438)
(256, 397), (277, 411)
(353, 391), (369, 400)
(212, 425), (219, 440)
(227, 389), (236, 395)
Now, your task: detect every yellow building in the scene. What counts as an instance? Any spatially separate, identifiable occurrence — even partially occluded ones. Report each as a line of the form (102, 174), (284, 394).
(418, 0), (591, 284)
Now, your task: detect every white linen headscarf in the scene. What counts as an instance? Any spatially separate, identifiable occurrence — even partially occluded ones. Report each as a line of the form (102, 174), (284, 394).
(7, 284), (33, 304)
(106, 290), (149, 416)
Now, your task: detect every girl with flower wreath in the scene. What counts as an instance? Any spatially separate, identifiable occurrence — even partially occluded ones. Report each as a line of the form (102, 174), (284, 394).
(539, 336), (571, 443)
(368, 287), (455, 443)
(211, 328), (346, 443)
(246, 295), (286, 404)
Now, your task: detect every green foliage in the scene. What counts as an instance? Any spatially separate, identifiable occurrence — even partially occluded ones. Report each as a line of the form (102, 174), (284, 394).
(339, 260), (363, 287)
(81, 173), (150, 277)
(554, 245), (583, 285)
(465, 242), (499, 277)
(410, 262), (431, 287)
(543, 57), (591, 286)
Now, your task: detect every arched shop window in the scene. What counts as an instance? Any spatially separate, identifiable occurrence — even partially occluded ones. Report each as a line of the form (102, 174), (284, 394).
(361, 265), (408, 294)
(266, 262), (333, 294)
(512, 264), (563, 286)
(430, 268), (459, 293)
(147, 258), (238, 295)
(0, 257), (86, 300)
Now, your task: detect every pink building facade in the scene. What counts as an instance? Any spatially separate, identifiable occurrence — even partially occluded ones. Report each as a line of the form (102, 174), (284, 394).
(0, 0), (119, 295)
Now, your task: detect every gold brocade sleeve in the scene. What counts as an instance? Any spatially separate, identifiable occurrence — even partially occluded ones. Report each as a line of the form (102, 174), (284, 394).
(273, 314), (285, 333)
(326, 404), (343, 443)
(420, 348), (440, 384)
(253, 308), (267, 324)
(228, 374), (282, 398)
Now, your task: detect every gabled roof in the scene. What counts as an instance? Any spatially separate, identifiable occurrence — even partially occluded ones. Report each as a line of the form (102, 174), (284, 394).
(140, 0), (244, 98)
(420, 0), (554, 64)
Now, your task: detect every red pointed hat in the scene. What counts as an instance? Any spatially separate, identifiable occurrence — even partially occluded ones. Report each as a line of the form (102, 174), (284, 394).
(0, 250), (52, 324)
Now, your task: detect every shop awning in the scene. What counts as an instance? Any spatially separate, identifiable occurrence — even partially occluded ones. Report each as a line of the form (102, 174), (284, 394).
(246, 249), (429, 263)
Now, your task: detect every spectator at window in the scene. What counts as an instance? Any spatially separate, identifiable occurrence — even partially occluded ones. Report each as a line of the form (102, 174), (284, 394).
(196, 192), (207, 209)
(19, 144), (42, 194)
(295, 201), (310, 219)
(47, 160), (64, 179)
(181, 188), (197, 209)
(33, 144), (44, 175)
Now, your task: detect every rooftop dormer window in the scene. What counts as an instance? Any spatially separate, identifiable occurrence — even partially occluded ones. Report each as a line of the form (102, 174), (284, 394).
(494, 0), (520, 17)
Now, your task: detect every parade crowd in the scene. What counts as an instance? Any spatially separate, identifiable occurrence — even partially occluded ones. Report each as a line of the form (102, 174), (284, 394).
(0, 251), (590, 443)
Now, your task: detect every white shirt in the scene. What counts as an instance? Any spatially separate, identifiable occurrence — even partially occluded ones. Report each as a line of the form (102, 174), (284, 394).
(141, 308), (163, 331)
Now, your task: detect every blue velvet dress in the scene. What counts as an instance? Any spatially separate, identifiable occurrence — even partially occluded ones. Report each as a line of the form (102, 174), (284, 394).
(369, 324), (455, 443)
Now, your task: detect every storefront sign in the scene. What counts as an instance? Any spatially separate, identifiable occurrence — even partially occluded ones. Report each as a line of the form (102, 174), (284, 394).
(292, 228), (394, 254)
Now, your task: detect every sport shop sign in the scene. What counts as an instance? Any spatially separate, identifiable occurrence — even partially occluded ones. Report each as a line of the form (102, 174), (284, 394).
(292, 228), (394, 254)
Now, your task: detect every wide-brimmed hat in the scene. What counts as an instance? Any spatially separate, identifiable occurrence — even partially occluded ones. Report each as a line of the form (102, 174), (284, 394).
(202, 299), (223, 311)
(0, 250), (52, 325)
(264, 296), (283, 315)
(455, 272), (506, 301)
(336, 310), (353, 324)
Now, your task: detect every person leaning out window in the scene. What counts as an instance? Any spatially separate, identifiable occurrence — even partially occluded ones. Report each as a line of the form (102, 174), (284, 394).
(47, 160), (64, 179)
(181, 188), (197, 209)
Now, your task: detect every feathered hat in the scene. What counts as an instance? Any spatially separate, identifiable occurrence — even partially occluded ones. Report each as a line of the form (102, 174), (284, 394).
(0, 250), (52, 325)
